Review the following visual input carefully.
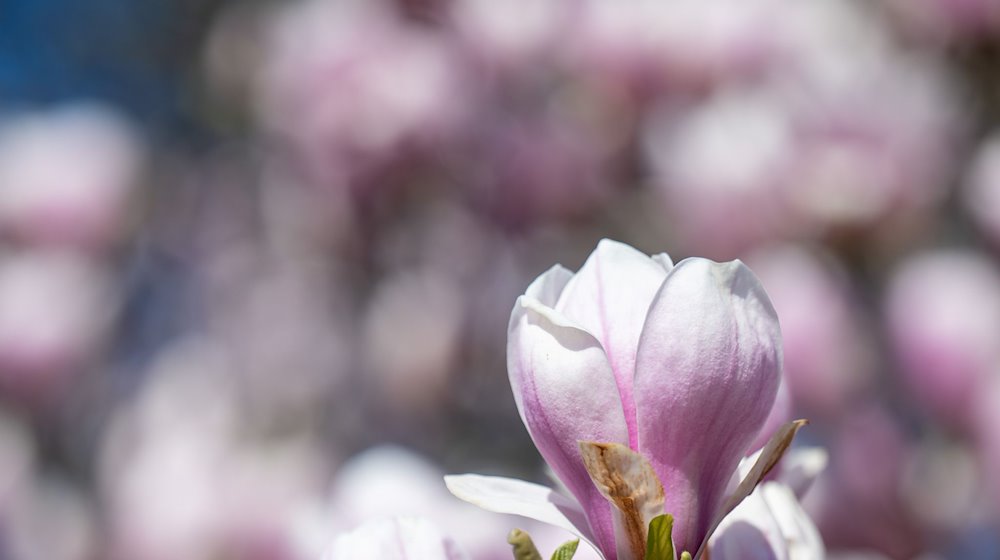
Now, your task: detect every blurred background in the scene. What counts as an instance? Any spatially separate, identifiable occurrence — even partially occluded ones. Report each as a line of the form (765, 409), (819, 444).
(1, 0), (1000, 558)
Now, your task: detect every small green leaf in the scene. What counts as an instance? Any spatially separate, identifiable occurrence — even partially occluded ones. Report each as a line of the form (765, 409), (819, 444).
(549, 539), (579, 560)
(508, 529), (543, 560)
(680, 551), (693, 560)
(645, 514), (674, 560)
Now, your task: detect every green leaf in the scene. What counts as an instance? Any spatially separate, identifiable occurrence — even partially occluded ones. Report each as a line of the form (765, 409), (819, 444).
(508, 529), (543, 560)
(680, 551), (693, 560)
(645, 514), (674, 560)
(549, 539), (579, 560)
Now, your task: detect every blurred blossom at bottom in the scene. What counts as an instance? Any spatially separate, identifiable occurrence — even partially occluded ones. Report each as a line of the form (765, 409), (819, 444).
(98, 340), (331, 560)
(324, 446), (599, 560)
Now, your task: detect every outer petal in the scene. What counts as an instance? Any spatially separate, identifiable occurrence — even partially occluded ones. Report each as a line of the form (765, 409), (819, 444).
(750, 378), (791, 453)
(734, 446), (827, 502)
(761, 483), (824, 559)
(323, 516), (468, 560)
(709, 491), (785, 560)
(444, 474), (598, 553)
(526, 264), (575, 308)
(774, 447), (828, 500)
(634, 258), (781, 555)
(508, 294), (628, 556)
(555, 239), (672, 449)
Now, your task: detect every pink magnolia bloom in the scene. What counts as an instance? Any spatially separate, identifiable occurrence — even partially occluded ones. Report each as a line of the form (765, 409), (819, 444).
(448, 239), (783, 558)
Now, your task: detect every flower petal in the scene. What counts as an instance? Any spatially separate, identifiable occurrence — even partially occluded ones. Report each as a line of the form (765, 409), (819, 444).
(750, 378), (791, 453)
(760, 484), (824, 559)
(709, 483), (824, 560)
(652, 253), (675, 271)
(775, 447), (828, 500)
(634, 258), (782, 555)
(555, 239), (672, 449)
(444, 474), (598, 553)
(708, 491), (784, 560)
(508, 295), (629, 555)
(699, 419), (808, 558)
(526, 264), (575, 308)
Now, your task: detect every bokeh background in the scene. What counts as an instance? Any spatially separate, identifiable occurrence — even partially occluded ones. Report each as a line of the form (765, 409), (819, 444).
(1, 0), (1000, 558)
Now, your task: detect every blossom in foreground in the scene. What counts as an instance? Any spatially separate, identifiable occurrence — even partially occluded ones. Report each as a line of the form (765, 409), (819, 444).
(447, 239), (815, 559)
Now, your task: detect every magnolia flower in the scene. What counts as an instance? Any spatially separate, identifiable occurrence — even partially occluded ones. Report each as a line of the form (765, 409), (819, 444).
(322, 517), (467, 560)
(447, 240), (801, 559)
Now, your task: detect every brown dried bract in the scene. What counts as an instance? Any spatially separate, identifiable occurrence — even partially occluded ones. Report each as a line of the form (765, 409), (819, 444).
(579, 441), (665, 560)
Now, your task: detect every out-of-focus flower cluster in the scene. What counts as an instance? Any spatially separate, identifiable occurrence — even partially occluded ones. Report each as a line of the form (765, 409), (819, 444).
(3, 0), (1000, 558)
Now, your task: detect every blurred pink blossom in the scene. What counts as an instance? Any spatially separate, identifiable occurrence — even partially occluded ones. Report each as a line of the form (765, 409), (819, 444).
(0, 253), (115, 404)
(255, 0), (467, 187)
(568, 0), (780, 94)
(328, 446), (582, 560)
(322, 516), (467, 560)
(885, 250), (1000, 429)
(644, 90), (792, 258)
(99, 341), (330, 560)
(448, 0), (570, 70)
(0, 105), (143, 251)
(776, 0), (960, 236)
(805, 405), (923, 558)
(464, 111), (620, 226)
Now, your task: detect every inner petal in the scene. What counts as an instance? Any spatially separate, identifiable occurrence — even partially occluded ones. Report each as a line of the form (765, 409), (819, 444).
(555, 239), (671, 449)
